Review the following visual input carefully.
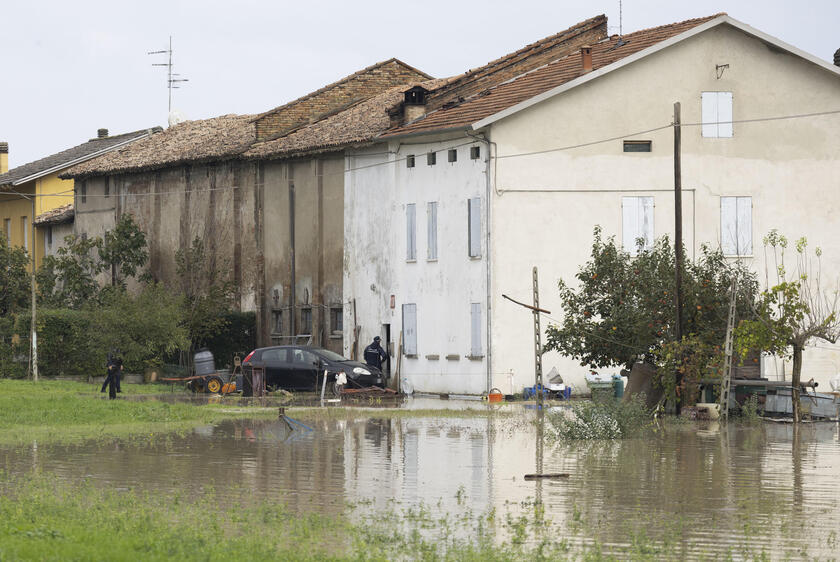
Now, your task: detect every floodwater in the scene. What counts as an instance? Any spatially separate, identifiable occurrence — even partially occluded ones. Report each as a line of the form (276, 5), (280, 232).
(2, 398), (840, 559)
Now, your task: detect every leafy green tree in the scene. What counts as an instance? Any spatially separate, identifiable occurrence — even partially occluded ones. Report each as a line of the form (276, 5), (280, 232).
(99, 213), (148, 287)
(37, 214), (149, 307)
(545, 226), (756, 405)
(735, 231), (840, 422)
(0, 233), (30, 316)
(175, 237), (235, 351)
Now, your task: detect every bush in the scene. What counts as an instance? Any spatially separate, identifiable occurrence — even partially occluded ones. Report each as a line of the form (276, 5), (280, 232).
(0, 316), (27, 378)
(548, 395), (653, 440)
(198, 311), (256, 370)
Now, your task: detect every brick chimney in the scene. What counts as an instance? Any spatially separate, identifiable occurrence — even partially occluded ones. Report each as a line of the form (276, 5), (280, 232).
(581, 46), (593, 73)
(97, 128), (109, 138)
(0, 142), (8, 175)
(403, 86), (429, 123)
(835, 48), (840, 67)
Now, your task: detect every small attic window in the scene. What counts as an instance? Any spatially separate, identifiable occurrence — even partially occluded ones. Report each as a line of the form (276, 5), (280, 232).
(404, 86), (428, 106)
(406, 155), (415, 168)
(427, 152), (436, 166)
(470, 146), (481, 159)
(448, 149), (457, 163)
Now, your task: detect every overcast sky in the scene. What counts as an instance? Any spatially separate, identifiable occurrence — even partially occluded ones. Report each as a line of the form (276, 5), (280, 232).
(2, 0), (838, 168)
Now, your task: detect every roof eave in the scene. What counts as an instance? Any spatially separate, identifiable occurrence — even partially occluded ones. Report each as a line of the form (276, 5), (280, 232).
(376, 125), (471, 142)
(32, 132), (155, 182)
(471, 15), (840, 130)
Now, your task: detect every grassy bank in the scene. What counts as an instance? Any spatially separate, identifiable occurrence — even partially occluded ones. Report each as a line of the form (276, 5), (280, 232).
(0, 380), (274, 447)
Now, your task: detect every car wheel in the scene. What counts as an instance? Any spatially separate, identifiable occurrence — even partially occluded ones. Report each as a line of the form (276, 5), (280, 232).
(332, 382), (344, 397)
(206, 376), (223, 394)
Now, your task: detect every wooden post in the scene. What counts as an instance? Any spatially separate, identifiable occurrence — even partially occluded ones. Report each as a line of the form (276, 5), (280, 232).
(533, 267), (543, 408)
(673, 101), (684, 414)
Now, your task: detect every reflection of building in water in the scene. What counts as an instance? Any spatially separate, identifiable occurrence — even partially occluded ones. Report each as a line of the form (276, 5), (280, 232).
(342, 416), (497, 514)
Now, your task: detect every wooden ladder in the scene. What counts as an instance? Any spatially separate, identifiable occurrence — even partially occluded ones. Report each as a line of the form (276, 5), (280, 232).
(719, 278), (738, 420)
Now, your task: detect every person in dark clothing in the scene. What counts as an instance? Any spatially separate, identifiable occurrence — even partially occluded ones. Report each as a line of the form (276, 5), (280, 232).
(101, 350), (123, 399)
(363, 336), (388, 372)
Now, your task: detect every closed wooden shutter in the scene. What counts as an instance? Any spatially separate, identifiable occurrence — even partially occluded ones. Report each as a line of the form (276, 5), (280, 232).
(402, 304), (417, 355)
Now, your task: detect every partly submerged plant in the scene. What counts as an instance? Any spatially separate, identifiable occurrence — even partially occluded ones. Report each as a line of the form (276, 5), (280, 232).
(548, 395), (653, 440)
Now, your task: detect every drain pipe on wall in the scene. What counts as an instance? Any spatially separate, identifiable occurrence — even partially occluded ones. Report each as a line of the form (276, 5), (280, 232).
(467, 131), (495, 394)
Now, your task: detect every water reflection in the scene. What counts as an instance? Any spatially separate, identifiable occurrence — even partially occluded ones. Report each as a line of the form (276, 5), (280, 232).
(1, 404), (839, 558)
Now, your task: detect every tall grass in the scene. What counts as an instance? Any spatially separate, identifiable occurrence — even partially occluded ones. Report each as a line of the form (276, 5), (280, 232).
(548, 396), (654, 440)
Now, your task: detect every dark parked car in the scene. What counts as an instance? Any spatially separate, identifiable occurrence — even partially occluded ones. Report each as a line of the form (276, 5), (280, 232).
(242, 345), (387, 393)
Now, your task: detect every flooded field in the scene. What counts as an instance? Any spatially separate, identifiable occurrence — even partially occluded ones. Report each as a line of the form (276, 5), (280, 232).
(2, 398), (839, 559)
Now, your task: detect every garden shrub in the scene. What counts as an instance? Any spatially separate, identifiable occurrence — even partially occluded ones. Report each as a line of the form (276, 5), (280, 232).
(549, 395), (653, 440)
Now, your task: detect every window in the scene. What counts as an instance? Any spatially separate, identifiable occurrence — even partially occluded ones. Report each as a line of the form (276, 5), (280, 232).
(468, 197), (481, 258)
(80, 181), (87, 204)
(46, 226), (53, 248)
(406, 155), (415, 168)
(427, 202), (438, 260)
(292, 348), (318, 366)
(427, 152), (436, 166)
(271, 310), (283, 334)
(448, 149), (457, 163)
(720, 196), (752, 256)
(701, 92), (733, 138)
(622, 197), (654, 255)
(402, 303), (417, 356)
(330, 307), (343, 334)
(470, 303), (482, 357)
(3, 219), (9, 241)
(300, 307), (312, 335)
(104, 179), (110, 198)
(406, 203), (416, 261)
(261, 348), (288, 362)
(470, 146), (481, 160)
(623, 140), (652, 152)
(21, 216), (28, 250)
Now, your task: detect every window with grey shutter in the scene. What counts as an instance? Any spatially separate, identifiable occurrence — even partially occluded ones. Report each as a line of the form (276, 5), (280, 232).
(406, 204), (416, 261)
(427, 202), (438, 260)
(720, 196), (752, 256)
(402, 303), (417, 356)
(470, 303), (482, 357)
(621, 196), (654, 255)
(468, 197), (481, 258)
(701, 92), (733, 138)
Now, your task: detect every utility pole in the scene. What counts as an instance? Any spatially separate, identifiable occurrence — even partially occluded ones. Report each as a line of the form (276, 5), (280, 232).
(30, 196), (37, 382)
(673, 101), (683, 413)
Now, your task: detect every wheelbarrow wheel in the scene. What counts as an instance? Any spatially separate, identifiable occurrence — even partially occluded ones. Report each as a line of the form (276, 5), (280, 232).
(206, 376), (223, 394)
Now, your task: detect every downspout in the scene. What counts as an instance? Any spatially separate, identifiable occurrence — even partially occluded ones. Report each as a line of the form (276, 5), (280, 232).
(467, 131), (494, 394)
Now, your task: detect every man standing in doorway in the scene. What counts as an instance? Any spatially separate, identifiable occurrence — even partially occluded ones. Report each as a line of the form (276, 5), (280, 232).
(363, 336), (387, 375)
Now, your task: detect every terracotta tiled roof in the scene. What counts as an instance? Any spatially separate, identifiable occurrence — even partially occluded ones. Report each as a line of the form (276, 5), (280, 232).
(384, 14), (724, 137)
(34, 203), (74, 226)
(63, 115), (255, 178)
(0, 128), (158, 186)
(244, 79), (451, 159)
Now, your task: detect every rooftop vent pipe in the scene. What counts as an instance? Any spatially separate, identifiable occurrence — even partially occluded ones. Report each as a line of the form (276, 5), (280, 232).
(97, 128), (109, 138)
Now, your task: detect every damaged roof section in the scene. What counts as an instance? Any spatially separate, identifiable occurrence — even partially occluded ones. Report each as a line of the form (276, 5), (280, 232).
(252, 58), (433, 143)
(1, 128), (158, 186)
(384, 14), (724, 137)
(64, 115), (255, 178)
(34, 203), (74, 226)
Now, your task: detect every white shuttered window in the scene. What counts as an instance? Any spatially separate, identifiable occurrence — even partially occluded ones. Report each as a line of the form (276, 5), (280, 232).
(720, 196), (752, 256)
(406, 204), (416, 261)
(468, 197), (481, 257)
(622, 196), (654, 255)
(701, 92), (733, 138)
(402, 304), (417, 355)
(470, 303), (482, 357)
(427, 202), (438, 260)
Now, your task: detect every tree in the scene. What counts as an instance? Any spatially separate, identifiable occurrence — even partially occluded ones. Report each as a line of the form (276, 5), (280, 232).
(545, 226), (757, 405)
(99, 213), (149, 287)
(175, 237), (235, 351)
(37, 214), (149, 307)
(735, 231), (840, 422)
(0, 233), (30, 317)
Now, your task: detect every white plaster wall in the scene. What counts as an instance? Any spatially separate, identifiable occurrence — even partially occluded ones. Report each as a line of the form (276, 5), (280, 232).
(345, 136), (489, 394)
(487, 23), (840, 393)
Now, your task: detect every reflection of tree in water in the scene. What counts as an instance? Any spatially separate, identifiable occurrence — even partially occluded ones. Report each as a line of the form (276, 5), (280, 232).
(547, 425), (807, 556)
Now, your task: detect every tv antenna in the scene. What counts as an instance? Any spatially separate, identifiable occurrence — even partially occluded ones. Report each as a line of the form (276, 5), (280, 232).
(148, 36), (189, 114)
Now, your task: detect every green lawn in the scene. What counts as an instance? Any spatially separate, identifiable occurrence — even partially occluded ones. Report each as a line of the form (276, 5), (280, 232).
(0, 379), (274, 447)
